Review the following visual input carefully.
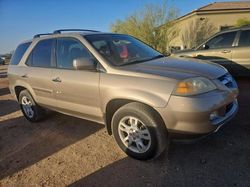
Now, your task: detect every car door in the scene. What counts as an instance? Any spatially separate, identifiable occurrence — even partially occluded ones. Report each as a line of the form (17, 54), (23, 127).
(231, 29), (250, 76)
(52, 37), (102, 122)
(193, 31), (237, 72)
(24, 38), (57, 109)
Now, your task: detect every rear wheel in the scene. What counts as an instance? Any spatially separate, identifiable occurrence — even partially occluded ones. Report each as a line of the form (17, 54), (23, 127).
(112, 102), (169, 160)
(19, 90), (47, 122)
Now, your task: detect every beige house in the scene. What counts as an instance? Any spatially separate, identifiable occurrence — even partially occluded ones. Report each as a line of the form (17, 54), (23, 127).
(169, 1), (250, 50)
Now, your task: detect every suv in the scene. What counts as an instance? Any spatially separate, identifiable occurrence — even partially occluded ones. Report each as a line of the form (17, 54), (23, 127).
(8, 29), (238, 160)
(173, 26), (250, 77)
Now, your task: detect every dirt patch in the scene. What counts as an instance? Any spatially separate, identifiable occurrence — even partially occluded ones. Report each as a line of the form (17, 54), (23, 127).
(0, 73), (250, 186)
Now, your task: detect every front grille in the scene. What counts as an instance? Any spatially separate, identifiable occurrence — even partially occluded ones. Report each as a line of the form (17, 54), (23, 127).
(218, 73), (235, 88)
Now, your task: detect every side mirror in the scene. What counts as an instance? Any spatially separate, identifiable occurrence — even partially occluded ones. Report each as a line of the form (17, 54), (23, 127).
(73, 57), (96, 70)
(202, 44), (209, 50)
(163, 51), (171, 56)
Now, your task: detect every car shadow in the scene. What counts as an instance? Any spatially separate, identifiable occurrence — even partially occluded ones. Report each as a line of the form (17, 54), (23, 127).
(0, 113), (104, 180)
(69, 79), (250, 187)
(0, 99), (19, 117)
(0, 87), (9, 97)
(69, 117), (250, 187)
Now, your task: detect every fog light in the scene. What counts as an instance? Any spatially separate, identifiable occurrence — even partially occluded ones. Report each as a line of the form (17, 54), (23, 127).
(210, 111), (219, 121)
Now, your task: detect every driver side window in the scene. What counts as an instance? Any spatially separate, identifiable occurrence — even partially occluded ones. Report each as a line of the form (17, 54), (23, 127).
(205, 31), (237, 49)
(56, 38), (93, 69)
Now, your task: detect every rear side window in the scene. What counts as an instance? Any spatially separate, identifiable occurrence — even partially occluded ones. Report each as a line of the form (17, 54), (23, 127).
(10, 42), (31, 65)
(31, 39), (54, 68)
(238, 30), (250, 47)
(206, 31), (237, 49)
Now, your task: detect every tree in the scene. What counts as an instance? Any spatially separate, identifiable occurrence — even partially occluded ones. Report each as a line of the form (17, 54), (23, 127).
(236, 18), (250, 27)
(110, 1), (179, 54)
(181, 18), (217, 49)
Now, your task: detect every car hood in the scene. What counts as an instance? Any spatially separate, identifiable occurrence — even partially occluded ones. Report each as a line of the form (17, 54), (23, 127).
(171, 50), (197, 58)
(172, 49), (195, 54)
(120, 57), (227, 80)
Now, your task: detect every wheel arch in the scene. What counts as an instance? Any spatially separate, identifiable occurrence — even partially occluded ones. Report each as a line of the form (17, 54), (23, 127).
(14, 86), (26, 101)
(104, 98), (166, 136)
(13, 81), (37, 102)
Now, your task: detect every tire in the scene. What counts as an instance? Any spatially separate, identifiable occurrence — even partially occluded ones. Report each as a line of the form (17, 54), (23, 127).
(112, 102), (169, 160)
(19, 90), (47, 122)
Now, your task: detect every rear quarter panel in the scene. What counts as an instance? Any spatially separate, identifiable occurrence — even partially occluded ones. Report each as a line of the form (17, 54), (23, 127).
(8, 65), (37, 101)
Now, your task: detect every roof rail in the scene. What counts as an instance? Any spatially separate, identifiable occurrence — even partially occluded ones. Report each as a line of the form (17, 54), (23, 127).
(33, 33), (53, 39)
(53, 29), (100, 34)
(240, 25), (250, 28)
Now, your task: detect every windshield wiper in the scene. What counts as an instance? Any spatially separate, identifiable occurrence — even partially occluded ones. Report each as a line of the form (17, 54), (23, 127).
(120, 55), (165, 66)
(146, 54), (165, 61)
(120, 59), (147, 66)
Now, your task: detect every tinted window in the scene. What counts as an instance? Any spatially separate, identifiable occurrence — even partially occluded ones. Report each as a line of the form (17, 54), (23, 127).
(10, 42), (31, 65)
(56, 38), (93, 69)
(206, 31), (237, 49)
(32, 39), (54, 68)
(238, 30), (250, 47)
(85, 34), (162, 66)
(25, 52), (33, 66)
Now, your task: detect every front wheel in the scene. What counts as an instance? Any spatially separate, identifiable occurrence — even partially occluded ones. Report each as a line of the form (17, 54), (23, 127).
(112, 102), (169, 160)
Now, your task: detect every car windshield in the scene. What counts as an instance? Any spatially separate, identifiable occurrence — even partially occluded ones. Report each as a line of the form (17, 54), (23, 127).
(84, 34), (164, 66)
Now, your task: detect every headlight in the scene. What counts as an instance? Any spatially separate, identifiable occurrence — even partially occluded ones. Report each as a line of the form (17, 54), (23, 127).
(173, 77), (217, 96)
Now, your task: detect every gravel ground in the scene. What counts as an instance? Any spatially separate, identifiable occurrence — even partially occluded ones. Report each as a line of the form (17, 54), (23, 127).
(0, 65), (249, 186)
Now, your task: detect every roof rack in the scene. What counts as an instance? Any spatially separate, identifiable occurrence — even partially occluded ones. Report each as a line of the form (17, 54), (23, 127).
(239, 25), (250, 28)
(33, 33), (53, 39)
(33, 29), (100, 39)
(53, 29), (100, 34)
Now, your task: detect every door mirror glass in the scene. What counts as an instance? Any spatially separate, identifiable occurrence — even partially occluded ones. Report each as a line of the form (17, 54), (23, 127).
(73, 57), (96, 70)
(202, 44), (209, 50)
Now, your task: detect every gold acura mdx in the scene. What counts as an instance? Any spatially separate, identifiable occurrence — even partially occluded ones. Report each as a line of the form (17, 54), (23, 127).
(8, 29), (239, 160)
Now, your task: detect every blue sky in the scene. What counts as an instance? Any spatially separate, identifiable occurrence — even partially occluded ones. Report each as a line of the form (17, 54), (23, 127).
(0, 0), (234, 54)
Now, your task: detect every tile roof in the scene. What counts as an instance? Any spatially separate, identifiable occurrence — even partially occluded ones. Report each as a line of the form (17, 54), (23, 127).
(198, 1), (250, 11)
(174, 1), (250, 21)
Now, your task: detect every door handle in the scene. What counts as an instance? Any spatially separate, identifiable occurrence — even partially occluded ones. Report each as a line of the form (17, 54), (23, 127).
(221, 50), (231, 54)
(21, 74), (29, 78)
(52, 77), (62, 83)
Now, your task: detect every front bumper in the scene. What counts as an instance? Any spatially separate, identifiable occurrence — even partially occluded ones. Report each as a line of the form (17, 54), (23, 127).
(155, 89), (238, 137)
(211, 99), (238, 130)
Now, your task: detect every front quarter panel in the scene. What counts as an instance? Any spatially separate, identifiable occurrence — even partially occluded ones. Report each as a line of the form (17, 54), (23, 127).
(100, 73), (177, 112)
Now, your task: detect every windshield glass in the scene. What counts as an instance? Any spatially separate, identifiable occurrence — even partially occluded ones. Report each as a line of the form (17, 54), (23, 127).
(84, 34), (163, 66)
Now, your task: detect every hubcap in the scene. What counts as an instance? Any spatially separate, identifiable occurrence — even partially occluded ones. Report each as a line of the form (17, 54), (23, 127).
(21, 96), (34, 118)
(118, 116), (151, 153)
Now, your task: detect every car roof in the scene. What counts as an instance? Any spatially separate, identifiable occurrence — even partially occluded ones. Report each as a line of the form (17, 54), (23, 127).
(218, 25), (250, 34)
(20, 30), (118, 45)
